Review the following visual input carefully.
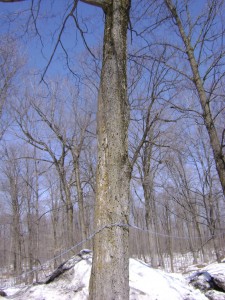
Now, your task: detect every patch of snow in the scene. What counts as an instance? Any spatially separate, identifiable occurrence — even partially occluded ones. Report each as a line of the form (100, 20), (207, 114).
(187, 262), (225, 300)
(4, 256), (208, 300)
(205, 290), (225, 300)
(2, 286), (21, 296)
(203, 263), (225, 275)
(129, 259), (207, 300)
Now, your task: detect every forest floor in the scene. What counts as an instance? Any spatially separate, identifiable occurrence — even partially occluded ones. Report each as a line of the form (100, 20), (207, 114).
(1, 251), (225, 300)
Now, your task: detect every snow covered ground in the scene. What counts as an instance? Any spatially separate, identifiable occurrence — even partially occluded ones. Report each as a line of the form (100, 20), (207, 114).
(129, 259), (207, 300)
(1, 252), (212, 300)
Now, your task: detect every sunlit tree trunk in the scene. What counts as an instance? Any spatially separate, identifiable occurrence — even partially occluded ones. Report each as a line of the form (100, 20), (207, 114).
(89, 1), (131, 299)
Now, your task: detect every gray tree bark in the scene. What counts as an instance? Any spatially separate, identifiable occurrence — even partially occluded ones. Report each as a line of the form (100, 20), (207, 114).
(87, 0), (131, 299)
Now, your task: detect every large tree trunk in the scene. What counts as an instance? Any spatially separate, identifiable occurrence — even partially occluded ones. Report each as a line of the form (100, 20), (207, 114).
(89, 1), (131, 299)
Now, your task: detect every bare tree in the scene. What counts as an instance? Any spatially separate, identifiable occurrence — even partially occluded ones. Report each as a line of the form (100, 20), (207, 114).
(31, 87), (93, 244)
(3, 0), (225, 297)
(189, 127), (224, 261)
(161, 0), (225, 195)
(0, 146), (23, 276)
(0, 35), (23, 139)
(15, 97), (75, 248)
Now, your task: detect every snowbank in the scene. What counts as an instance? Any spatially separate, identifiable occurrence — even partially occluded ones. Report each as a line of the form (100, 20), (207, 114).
(188, 262), (225, 300)
(3, 253), (209, 300)
(129, 259), (206, 300)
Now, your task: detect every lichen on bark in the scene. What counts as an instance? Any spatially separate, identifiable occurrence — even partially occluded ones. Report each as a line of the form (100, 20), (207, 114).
(89, 1), (131, 299)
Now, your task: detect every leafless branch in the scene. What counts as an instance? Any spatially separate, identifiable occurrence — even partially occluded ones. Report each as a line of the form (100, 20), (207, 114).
(80, 0), (108, 9)
(41, 0), (78, 82)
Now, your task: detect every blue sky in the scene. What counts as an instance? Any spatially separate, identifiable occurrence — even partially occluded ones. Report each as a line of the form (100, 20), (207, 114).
(0, 0), (104, 79)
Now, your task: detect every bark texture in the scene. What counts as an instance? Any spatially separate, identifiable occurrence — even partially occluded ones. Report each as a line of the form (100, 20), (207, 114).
(89, 0), (131, 299)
